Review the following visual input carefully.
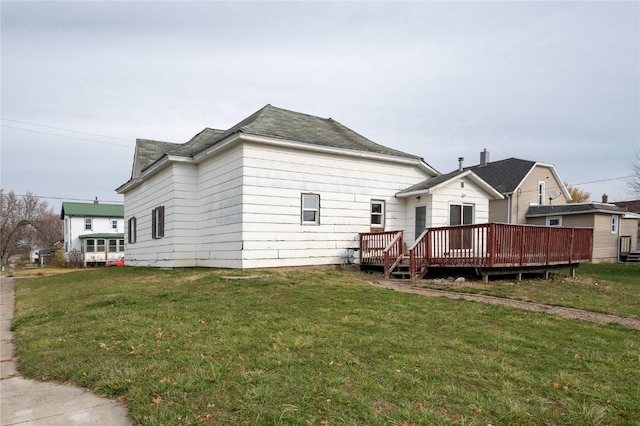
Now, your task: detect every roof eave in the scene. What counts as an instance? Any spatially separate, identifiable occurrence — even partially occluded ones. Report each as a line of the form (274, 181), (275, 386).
(239, 133), (434, 170)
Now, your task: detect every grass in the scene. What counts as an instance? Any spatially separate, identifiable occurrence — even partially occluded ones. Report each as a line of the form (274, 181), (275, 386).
(11, 266), (640, 425)
(2, 266), (78, 278)
(420, 263), (640, 319)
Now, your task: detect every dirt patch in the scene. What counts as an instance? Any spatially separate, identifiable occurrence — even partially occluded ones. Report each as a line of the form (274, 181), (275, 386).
(372, 280), (640, 331)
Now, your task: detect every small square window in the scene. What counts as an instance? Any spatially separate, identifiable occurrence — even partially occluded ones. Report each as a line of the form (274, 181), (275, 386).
(547, 217), (562, 227)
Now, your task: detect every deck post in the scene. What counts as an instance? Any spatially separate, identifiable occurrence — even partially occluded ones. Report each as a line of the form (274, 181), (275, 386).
(516, 272), (522, 281)
(570, 267), (576, 278)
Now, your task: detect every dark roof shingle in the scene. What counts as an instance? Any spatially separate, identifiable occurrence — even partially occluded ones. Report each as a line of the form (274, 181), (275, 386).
(134, 105), (423, 175)
(526, 203), (625, 217)
(465, 158), (536, 194)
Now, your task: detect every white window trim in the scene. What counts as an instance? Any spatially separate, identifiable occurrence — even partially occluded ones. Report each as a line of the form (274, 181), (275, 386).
(611, 215), (618, 234)
(370, 200), (385, 228)
(547, 216), (562, 227)
(449, 203), (475, 226)
(85, 218), (92, 231)
(301, 193), (320, 225)
(538, 181), (546, 205)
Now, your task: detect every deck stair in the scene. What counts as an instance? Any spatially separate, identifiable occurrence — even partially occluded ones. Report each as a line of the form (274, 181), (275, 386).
(623, 251), (640, 263)
(390, 256), (412, 279)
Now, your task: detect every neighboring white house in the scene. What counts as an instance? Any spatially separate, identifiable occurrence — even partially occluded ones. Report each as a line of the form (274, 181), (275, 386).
(60, 201), (125, 266)
(116, 105), (502, 269)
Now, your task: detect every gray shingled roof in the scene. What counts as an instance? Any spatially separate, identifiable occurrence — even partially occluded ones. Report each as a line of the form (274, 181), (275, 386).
(526, 203), (626, 217)
(465, 158), (536, 194)
(135, 139), (182, 173)
(396, 170), (466, 195)
(134, 105), (423, 175)
(613, 200), (640, 214)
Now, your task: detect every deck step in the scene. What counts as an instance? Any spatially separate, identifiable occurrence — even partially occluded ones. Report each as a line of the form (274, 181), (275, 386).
(391, 261), (412, 279)
(624, 252), (640, 262)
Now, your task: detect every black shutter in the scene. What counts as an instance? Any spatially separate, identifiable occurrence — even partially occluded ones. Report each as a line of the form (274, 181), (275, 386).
(158, 206), (165, 237)
(151, 209), (157, 239)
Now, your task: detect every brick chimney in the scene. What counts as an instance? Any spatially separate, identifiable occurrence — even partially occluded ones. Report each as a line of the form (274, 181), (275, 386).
(601, 194), (608, 204)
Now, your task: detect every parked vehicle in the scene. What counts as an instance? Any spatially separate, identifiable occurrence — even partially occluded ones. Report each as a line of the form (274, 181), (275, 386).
(106, 258), (125, 267)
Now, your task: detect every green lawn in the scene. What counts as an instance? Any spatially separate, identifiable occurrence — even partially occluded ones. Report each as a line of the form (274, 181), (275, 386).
(12, 266), (640, 425)
(420, 263), (640, 318)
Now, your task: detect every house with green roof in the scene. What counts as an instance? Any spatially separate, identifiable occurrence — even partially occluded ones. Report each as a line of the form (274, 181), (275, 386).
(116, 104), (502, 269)
(60, 201), (125, 266)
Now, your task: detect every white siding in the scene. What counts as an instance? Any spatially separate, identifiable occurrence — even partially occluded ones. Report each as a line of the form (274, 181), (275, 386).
(240, 143), (431, 268)
(402, 177), (492, 246)
(124, 166), (186, 267)
(122, 140), (433, 269)
(196, 144), (244, 268)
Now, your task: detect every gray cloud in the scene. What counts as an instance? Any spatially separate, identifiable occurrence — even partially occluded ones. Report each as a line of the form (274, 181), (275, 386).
(1, 1), (638, 209)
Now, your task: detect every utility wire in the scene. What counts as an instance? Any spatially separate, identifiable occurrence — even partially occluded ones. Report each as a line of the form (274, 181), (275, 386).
(12, 193), (123, 204)
(1, 117), (130, 141)
(2, 125), (132, 148)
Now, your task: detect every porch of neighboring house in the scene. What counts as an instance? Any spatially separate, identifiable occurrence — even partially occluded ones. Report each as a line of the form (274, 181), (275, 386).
(79, 233), (125, 267)
(619, 235), (640, 263)
(359, 223), (594, 282)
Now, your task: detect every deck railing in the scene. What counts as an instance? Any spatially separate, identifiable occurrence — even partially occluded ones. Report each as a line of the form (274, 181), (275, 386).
(407, 223), (593, 278)
(361, 224), (594, 279)
(359, 230), (403, 268)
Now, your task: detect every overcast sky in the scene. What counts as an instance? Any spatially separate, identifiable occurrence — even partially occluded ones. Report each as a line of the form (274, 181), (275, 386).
(2, 1), (639, 213)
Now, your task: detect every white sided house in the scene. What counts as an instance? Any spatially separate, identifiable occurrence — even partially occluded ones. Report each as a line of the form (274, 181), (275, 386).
(60, 201), (125, 266)
(116, 105), (502, 269)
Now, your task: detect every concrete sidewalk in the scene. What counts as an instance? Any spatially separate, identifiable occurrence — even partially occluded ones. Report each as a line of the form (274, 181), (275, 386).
(1, 276), (131, 425)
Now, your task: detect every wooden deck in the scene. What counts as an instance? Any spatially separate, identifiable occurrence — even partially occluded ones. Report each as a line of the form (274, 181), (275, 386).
(360, 223), (594, 280)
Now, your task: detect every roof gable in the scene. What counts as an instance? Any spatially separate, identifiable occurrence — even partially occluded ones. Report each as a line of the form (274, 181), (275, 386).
(465, 158), (536, 194)
(396, 170), (504, 199)
(60, 202), (124, 219)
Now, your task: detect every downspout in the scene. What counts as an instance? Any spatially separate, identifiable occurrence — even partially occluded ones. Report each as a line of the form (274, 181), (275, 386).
(516, 188), (522, 224)
(506, 194), (512, 224)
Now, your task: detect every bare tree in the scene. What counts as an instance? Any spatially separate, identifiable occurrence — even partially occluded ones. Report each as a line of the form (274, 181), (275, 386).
(628, 149), (640, 198)
(565, 183), (591, 203)
(0, 190), (61, 266)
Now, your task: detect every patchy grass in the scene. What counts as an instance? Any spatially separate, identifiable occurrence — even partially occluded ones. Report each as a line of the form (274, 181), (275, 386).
(3, 267), (79, 278)
(12, 267), (640, 425)
(421, 263), (640, 318)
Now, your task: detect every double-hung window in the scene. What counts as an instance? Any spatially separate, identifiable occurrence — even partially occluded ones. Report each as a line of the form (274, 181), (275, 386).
(152, 206), (165, 239)
(301, 194), (320, 225)
(370, 200), (385, 228)
(611, 215), (618, 234)
(85, 218), (92, 231)
(109, 240), (118, 253)
(111, 219), (118, 230)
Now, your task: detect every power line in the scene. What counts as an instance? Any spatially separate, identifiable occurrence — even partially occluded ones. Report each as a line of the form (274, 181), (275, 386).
(11, 193), (123, 204)
(2, 125), (132, 148)
(1, 117), (130, 141)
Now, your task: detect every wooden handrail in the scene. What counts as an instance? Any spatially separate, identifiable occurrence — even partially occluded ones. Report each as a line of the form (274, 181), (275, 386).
(382, 231), (404, 278)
